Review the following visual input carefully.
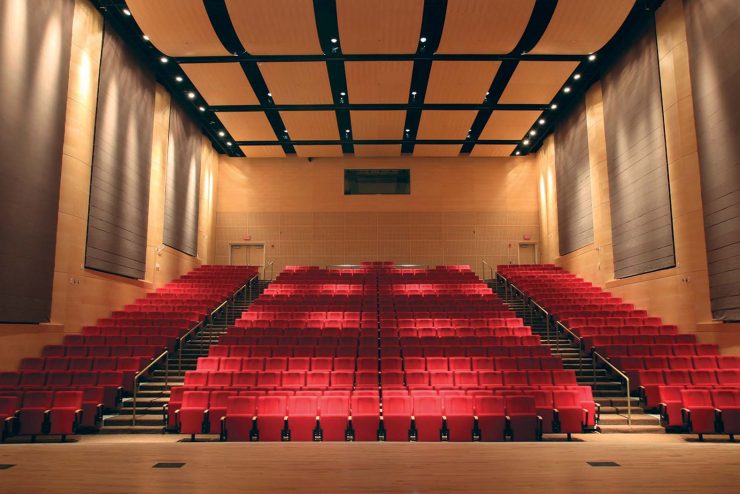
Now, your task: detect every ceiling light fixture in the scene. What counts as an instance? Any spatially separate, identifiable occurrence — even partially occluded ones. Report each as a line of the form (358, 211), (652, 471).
(226, 141), (232, 147)
(551, 104), (558, 110)
(523, 139), (530, 145)
(198, 106), (206, 112)
(218, 131), (225, 137)
(122, 8), (131, 16)
(330, 38), (338, 43)
(563, 86), (571, 93)
(187, 92), (196, 99)
(405, 128), (410, 132)
(529, 130), (537, 136)
(538, 118), (546, 125)
(588, 54), (597, 61)
(142, 35), (150, 41)
(515, 151), (521, 156)
(340, 91), (346, 96)
(175, 76), (183, 82)
(420, 37), (427, 43)
(411, 91), (417, 96)
(267, 92), (272, 97)
(160, 56), (168, 64)
(573, 73), (581, 80)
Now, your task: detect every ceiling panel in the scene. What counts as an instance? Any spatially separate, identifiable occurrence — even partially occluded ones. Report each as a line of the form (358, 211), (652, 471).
(437, 0), (535, 54)
(259, 62), (333, 104)
(470, 145), (517, 157)
(531, 0), (635, 54)
(498, 61), (579, 104)
(127, 0), (228, 57)
(350, 111), (406, 140)
(353, 145), (402, 157)
(293, 146), (344, 158)
(240, 146), (286, 158)
(478, 111), (542, 140)
(225, 0), (322, 55)
(181, 63), (258, 106)
(413, 145), (462, 157)
(345, 61), (414, 104)
(280, 111), (340, 140)
(336, 0), (424, 54)
(416, 110), (478, 140)
(425, 61), (500, 104)
(217, 112), (278, 141)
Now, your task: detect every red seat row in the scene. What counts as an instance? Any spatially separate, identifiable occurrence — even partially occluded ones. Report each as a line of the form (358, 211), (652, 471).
(658, 387), (740, 440)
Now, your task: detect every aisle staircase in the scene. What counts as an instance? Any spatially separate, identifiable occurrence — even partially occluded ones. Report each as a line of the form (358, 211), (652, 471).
(100, 280), (270, 433)
(489, 279), (662, 433)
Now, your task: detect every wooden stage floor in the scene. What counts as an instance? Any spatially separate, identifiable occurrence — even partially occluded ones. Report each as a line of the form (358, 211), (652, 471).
(0, 434), (737, 493)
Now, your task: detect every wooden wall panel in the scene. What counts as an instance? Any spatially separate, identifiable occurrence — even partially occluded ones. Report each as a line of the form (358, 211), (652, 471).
(164, 103), (201, 256)
(602, 18), (675, 279)
(0, 0), (74, 322)
(555, 99), (594, 255)
(684, 0), (740, 321)
(85, 23), (155, 279)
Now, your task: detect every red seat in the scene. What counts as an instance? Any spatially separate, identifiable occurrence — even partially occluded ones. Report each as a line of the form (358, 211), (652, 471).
(178, 391), (210, 438)
(207, 391), (234, 435)
(553, 390), (585, 439)
(319, 395), (349, 441)
(351, 395), (379, 441)
(383, 396), (412, 441)
(444, 395), (474, 442)
(224, 396), (257, 441)
(429, 371), (453, 389)
(256, 395), (288, 441)
(681, 389), (716, 439)
(532, 390), (555, 433)
(658, 386), (684, 428)
(219, 357), (243, 372)
(287, 396), (319, 441)
(288, 358), (311, 372)
(17, 390), (53, 436)
(413, 395), (443, 441)
(506, 396), (539, 441)
(282, 371), (306, 389)
(208, 371), (233, 388)
(48, 391), (83, 438)
(197, 357), (220, 371)
(712, 389), (740, 440)
(475, 396), (506, 442)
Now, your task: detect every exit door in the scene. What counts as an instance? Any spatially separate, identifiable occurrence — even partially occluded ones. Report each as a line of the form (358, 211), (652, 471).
(230, 244), (264, 267)
(518, 243), (537, 264)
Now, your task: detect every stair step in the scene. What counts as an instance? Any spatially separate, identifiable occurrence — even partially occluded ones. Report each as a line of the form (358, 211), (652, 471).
(103, 415), (164, 427)
(97, 425), (165, 434)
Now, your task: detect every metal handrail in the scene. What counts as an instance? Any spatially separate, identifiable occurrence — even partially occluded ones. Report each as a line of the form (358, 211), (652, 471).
(557, 321), (585, 374)
(481, 260), (493, 281)
(593, 350), (631, 426)
(132, 350), (168, 427)
(177, 321), (203, 375)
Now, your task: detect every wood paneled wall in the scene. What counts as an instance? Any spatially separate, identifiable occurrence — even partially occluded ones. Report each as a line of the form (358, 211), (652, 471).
(216, 156), (540, 278)
(536, 0), (740, 354)
(0, 0), (219, 370)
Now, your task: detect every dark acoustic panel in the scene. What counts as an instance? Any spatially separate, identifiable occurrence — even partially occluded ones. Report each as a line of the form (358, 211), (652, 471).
(602, 17), (675, 279)
(684, 0), (740, 321)
(85, 23), (156, 279)
(163, 102), (201, 257)
(555, 98), (593, 255)
(0, 0), (74, 322)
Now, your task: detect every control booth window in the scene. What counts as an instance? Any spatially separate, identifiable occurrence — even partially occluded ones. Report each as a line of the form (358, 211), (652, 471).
(344, 169), (411, 195)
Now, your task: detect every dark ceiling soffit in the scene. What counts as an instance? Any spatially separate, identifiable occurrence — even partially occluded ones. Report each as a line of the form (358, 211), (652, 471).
(402, 0), (447, 154)
(210, 103), (550, 112)
(526, 0), (666, 155)
(314, 0), (353, 153)
(463, 0), (558, 155)
(172, 53), (586, 63)
(237, 139), (521, 146)
(204, 0), (295, 155)
(90, 0), (240, 156)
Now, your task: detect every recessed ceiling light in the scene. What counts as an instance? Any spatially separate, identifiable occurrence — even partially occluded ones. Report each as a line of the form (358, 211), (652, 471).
(563, 86), (571, 93)
(226, 142), (232, 147)
(411, 91), (417, 96)
(538, 118), (546, 125)
(340, 91), (346, 96)
(175, 76), (183, 82)
(551, 104), (558, 110)
(142, 35), (150, 41)
(160, 56), (168, 64)
(515, 151), (521, 156)
(122, 8), (131, 16)
(284, 129), (289, 133)
(187, 91), (196, 99)
(198, 106), (206, 112)
(267, 92), (272, 97)
(345, 129), (351, 133)
(331, 38), (338, 43)
(218, 131), (225, 137)
(529, 130), (537, 136)
(486, 91), (490, 96)
(573, 73), (581, 80)
(588, 54), (597, 61)
(420, 37), (427, 43)
(523, 139), (530, 145)
(405, 128), (410, 132)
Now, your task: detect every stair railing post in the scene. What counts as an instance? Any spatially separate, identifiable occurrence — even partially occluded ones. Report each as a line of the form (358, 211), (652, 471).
(165, 352), (169, 388)
(132, 380), (137, 428)
(626, 377), (631, 426)
(592, 353), (597, 386)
